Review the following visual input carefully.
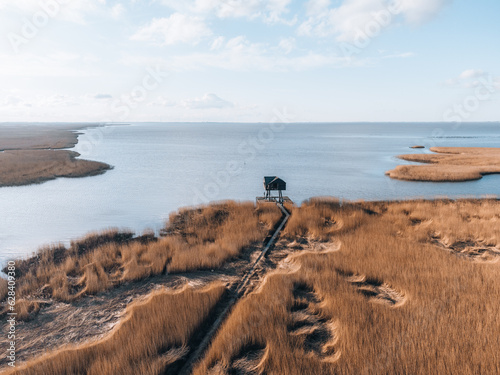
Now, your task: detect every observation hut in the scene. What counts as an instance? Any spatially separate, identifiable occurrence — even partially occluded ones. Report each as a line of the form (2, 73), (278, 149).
(260, 176), (287, 203)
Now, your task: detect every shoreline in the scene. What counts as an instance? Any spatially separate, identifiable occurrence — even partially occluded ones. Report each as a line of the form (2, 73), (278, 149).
(2, 195), (498, 268)
(2, 195), (498, 264)
(386, 146), (500, 182)
(0, 124), (113, 188)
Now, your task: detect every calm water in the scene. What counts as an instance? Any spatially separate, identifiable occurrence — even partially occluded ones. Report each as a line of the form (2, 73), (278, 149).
(1, 122), (500, 264)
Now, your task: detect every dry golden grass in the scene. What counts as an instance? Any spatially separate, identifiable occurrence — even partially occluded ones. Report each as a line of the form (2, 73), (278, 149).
(194, 198), (500, 375)
(284, 197), (363, 240)
(0, 278), (7, 302)
(0, 150), (111, 187)
(386, 146), (500, 182)
(4, 198), (500, 374)
(0, 124), (84, 150)
(4, 229), (135, 304)
(6, 282), (226, 375)
(3, 202), (281, 306)
(0, 124), (112, 187)
(165, 201), (281, 272)
(13, 300), (41, 321)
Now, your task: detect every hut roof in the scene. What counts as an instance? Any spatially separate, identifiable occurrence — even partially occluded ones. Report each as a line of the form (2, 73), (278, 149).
(264, 176), (286, 190)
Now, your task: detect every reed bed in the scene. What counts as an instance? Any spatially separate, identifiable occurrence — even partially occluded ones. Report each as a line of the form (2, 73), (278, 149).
(194, 198), (500, 374)
(386, 146), (500, 182)
(0, 124), (111, 187)
(0, 150), (111, 187)
(0, 279), (8, 305)
(1, 202), (281, 307)
(6, 283), (226, 375)
(6, 198), (497, 374)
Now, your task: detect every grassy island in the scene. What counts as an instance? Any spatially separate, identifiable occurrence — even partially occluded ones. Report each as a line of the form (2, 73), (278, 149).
(386, 147), (500, 182)
(0, 124), (112, 187)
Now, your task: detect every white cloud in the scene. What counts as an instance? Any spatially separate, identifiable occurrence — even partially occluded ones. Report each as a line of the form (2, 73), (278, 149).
(210, 36), (225, 50)
(459, 69), (485, 80)
(0, 95), (24, 108)
(444, 69), (498, 89)
(193, 0), (262, 18)
(0, 92), (82, 110)
(158, 0), (295, 24)
(149, 96), (177, 107)
(111, 4), (126, 20)
(60, 1), (106, 24)
(183, 93), (234, 109)
(47, 51), (80, 62)
(0, 89), (262, 122)
(381, 51), (414, 59)
(278, 37), (295, 54)
(298, 0), (398, 42)
(94, 94), (113, 100)
(305, 0), (330, 16)
(398, 0), (451, 25)
(0, 52), (98, 77)
(298, 0), (451, 42)
(41, 94), (79, 107)
(0, 0), (109, 25)
(121, 35), (347, 72)
(131, 13), (211, 45)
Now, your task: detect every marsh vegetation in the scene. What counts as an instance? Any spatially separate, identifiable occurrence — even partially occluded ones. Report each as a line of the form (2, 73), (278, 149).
(0, 124), (111, 187)
(387, 147), (500, 182)
(2, 198), (499, 374)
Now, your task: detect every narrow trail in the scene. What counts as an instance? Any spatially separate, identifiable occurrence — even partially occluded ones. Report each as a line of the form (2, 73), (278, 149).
(175, 203), (290, 375)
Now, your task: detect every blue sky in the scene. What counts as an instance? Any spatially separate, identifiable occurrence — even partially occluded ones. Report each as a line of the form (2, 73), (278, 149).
(0, 0), (498, 122)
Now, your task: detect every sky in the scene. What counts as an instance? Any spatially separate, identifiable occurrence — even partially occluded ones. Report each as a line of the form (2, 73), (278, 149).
(0, 0), (499, 123)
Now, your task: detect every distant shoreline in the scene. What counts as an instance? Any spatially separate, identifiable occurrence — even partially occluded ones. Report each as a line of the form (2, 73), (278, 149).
(0, 124), (112, 188)
(386, 146), (500, 182)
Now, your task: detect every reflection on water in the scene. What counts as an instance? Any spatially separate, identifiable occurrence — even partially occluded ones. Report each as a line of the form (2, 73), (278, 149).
(1, 122), (499, 263)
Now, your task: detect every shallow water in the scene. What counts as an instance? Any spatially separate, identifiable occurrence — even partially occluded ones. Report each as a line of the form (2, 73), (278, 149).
(1, 122), (499, 263)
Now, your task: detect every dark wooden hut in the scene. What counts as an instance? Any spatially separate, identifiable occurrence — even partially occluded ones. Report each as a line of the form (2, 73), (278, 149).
(263, 176), (286, 203)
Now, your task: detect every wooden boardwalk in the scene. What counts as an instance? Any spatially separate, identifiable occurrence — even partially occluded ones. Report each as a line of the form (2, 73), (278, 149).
(176, 202), (291, 375)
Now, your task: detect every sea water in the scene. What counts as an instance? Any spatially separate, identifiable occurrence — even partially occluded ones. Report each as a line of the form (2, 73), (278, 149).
(1, 122), (499, 263)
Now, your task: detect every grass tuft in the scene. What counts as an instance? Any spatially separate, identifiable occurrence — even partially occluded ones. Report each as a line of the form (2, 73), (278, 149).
(7, 283), (226, 375)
